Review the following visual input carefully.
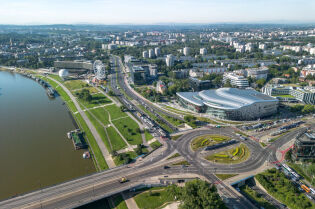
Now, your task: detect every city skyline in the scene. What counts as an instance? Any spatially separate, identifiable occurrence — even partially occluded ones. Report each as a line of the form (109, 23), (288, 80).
(0, 0), (315, 25)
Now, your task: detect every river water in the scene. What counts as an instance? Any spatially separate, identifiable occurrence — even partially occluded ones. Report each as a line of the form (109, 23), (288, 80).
(0, 71), (95, 200)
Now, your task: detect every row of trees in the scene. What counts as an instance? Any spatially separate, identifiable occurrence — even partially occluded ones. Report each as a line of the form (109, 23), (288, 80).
(166, 179), (227, 209)
(290, 104), (315, 114)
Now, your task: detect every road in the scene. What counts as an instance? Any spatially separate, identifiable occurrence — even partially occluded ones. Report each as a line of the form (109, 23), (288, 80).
(111, 55), (182, 133)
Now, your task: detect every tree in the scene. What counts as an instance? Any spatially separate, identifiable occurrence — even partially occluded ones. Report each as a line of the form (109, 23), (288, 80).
(302, 104), (315, 114)
(256, 78), (266, 88)
(179, 179), (226, 209)
(135, 144), (143, 155)
(223, 79), (232, 88)
(77, 89), (92, 102)
(108, 90), (115, 96)
(120, 105), (127, 112)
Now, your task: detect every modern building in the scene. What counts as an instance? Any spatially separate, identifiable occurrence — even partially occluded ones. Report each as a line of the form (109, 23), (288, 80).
(183, 47), (190, 56)
(130, 66), (148, 85)
(292, 131), (315, 161)
(290, 88), (315, 104)
(245, 67), (269, 80)
(200, 48), (207, 55)
(189, 77), (211, 91)
(54, 61), (93, 74)
(166, 54), (175, 67)
(176, 88), (278, 120)
(261, 85), (315, 104)
(223, 73), (249, 88)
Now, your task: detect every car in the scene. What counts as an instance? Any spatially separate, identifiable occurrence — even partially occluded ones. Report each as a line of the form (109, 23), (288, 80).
(119, 177), (128, 183)
(164, 166), (170, 169)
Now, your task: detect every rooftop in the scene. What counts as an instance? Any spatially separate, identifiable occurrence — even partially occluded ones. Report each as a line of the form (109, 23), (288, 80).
(177, 88), (278, 110)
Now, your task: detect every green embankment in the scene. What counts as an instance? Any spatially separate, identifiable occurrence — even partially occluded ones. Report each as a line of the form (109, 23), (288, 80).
(256, 168), (314, 209)
(240, 185), (277, 209)
(113, 195), (128, 209)
(134, 187), (175, 209)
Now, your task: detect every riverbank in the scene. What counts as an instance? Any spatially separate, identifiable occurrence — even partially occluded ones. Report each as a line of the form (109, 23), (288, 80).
(0, 70), (95, 200)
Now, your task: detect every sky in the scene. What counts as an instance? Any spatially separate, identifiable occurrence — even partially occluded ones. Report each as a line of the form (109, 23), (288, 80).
(0, 0), (314, 25)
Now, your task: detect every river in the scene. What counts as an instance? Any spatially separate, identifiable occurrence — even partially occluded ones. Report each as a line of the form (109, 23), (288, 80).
(0, 70), (95, 200)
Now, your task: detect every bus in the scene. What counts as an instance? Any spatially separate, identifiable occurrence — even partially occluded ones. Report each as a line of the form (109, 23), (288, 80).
(310, 187), (315, 195)
(301, 184), (311, 193)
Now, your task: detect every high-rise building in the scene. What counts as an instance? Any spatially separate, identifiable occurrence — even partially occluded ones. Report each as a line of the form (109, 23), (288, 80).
(166, 54), (175, 67)
(183, 47), (190, 56)
(155, 47), (161, 57)
(142, 51), (149, 58)
(148, 49), (155, 58)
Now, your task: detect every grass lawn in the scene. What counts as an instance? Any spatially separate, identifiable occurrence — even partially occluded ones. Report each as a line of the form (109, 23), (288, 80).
(150, 140), (162, 149)
(191, 135), (231, 151)
(77, 93), (112, 108)
(48, 74), (64, 82)
(240, 185), (277, 209)
(144, 130), (154, 142)
(89, 108), (110, 125)
(167, 153), (181, 160)
(106, 126), (127, 151)
(134, 187), (175, 209)
(205, 143), (250, 164)
(75, 113), (108, 171)
(159, 112), (184, 127)
(215, 174), (238, 180)
(256, 168), (314, 209)
(113, 117), (142, 145)
(113, 195), (128, 209)
(172, 161), (190, 166)
(104, 104), (127, 120)
(64, 80), (87, 91)
(85, 111), (112, 153)
(197, 117), (220, 125)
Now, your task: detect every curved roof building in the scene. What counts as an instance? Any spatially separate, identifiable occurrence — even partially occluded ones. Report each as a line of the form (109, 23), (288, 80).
(177, 88), (278, 120)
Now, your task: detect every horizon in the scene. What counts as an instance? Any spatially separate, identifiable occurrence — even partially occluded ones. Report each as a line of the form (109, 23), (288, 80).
(0, 0), (315, 25)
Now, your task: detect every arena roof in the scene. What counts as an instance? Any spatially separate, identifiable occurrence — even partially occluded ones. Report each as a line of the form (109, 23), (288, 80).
(177, 88), (278, 110)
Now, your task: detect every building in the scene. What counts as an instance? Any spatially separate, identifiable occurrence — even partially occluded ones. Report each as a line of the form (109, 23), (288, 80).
(176, 88), (278, 120)
(155, 47), (161, 57)
(290, 88), (315, 104)
(130, 66), (148, 85)
(148, 49), (155, 58)
(292, 131), (315, 161)
(166, 54), (175, 67)
(223, 73), (249, 88)
(183, 47), (190, 56)
(300, 65), (315, 78)
(54, 61), (93, 74)
(172, 69), (189, 79)
(259, 43), (266, 50)
(261, 85), (315, 104)
(245, 67), (269, 80)
(142, 51), (149, 58)
(189, 77), (211, 91)
(156, 80), (167, 94)
(200, 48), (207, 55)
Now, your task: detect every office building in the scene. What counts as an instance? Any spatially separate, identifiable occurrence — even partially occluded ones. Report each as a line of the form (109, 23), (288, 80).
(290, 88), (315, 104)
(292, 131), (315, 161)
(176, 88), (278, 120)
(245, 67), (269, 80)
(130, 66), (148, 85)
